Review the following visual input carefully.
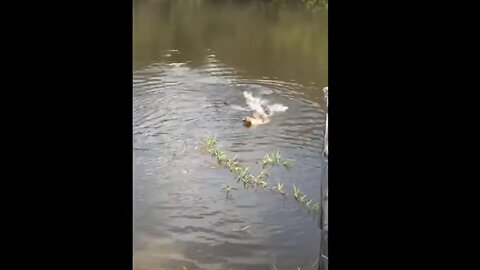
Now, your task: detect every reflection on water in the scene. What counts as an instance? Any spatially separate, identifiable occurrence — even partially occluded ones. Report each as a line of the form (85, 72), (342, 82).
(134, 0), (327, 102)
(134, 1), (327, 269)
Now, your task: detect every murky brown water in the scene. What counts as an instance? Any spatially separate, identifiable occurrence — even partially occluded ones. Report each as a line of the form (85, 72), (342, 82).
(133, 1), (327, 269)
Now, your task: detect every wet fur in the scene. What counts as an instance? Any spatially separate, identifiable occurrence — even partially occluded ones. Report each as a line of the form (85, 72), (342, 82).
(242, 91), (284, 127)
(243, 112), (270, 127)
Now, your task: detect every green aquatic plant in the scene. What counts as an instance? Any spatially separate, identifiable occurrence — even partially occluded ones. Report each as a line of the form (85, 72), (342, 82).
(234, 166), (254, 189)
(202, 137), (321, 213)
(204, 136), (218, 154)
(293, 184), (303, 200)
(262, 151), (280, 168)
(235, 166), (250, 182)
(281, 159), (292, 168)
(230, 163), (242, 174)
(292, 184), (321, 212)
(222, 184), (231, 193)
(305, 199), (313, 208)
(253, 169), (270, 189)
(225, 155), (239, 171)
(210, 146), (226, 164)
(256, 179), (268, 188)
(222, 184), (237, 198)
(215, 150), (228, 165)
(262, 150), (292, 169)
(257, 169), (269, 181)
(206, 136), (217, 147)
(274, 182), (285, 195)
(241, 176), (251, 188)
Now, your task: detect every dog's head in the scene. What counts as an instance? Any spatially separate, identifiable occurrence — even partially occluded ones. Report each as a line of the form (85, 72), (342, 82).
(242, 116), (253, 127)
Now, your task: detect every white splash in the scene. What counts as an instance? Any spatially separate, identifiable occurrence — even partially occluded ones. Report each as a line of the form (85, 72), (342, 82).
(229, 104), (250, 112)
(243, 91), (288, 116)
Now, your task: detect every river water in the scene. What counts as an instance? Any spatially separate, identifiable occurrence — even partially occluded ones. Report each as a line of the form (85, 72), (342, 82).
(134, 1), (328, 269)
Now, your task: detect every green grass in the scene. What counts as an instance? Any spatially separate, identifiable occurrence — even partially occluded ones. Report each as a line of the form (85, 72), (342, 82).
(293, 184), (302, 199)
(274, 182), (285, 195)
(262, 150), (293, 169)
(203, 136), (320, 213)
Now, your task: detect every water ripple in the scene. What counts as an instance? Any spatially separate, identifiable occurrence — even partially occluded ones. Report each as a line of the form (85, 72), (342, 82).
(134, 58), (324, 270)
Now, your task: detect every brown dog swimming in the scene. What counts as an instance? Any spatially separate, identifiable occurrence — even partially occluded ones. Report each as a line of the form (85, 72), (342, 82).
(242, 112), (270, 127)
(242, 91), (287, 127)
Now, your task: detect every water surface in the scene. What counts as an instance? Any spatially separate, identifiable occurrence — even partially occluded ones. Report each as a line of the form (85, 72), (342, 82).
(134, 1), (328, 269)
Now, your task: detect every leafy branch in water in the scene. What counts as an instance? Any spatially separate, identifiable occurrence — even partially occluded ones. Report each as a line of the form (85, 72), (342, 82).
(203, 136), (319, 213)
